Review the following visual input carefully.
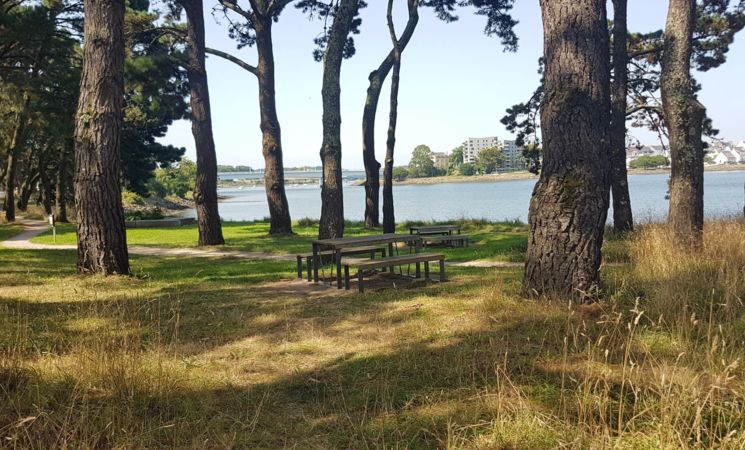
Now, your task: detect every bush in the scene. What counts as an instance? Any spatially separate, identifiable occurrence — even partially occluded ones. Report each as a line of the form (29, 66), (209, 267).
(459, 163), (476, 176)
(153, 158), (196, 198)
(392, 166), (408, 181)
(121, 191), (146, 206)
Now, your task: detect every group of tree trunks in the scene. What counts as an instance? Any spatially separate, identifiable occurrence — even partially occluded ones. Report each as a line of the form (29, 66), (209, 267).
(524, 0), (706, 300)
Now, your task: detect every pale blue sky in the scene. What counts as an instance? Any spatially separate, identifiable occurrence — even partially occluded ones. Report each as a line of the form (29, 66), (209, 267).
(161, 1), (745, 169)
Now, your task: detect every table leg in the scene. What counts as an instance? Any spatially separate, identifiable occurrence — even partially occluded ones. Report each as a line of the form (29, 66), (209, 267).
(313, 244), (319, 283)
(336, 250), (343, 289)
(388, 242), (394, 273)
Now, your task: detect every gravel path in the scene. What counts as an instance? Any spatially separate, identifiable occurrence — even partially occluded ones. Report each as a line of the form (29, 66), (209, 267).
(1, 219), (523, 267)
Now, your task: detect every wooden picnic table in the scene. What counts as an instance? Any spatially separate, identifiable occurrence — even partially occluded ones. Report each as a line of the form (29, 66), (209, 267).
(409, 225), (461, 236)
(312, 233), (423, 289)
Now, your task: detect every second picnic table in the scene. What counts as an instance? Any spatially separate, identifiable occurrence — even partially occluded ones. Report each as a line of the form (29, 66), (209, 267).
(409, 225), (461, 236)
(312, 233), (423, 289)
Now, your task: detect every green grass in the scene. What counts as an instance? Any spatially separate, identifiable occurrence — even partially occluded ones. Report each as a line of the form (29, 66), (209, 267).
(33, 220), (530, 262)
(0, 223), (22, 241)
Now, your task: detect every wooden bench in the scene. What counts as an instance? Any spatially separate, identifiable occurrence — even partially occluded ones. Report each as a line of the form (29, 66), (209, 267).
(296, 245), (387, 280)
(423, 234), (470, 248)
(342, 253), (445, 293)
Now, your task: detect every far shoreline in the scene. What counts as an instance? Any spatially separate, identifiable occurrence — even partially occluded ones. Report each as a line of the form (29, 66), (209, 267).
(351, 163), (745, 187)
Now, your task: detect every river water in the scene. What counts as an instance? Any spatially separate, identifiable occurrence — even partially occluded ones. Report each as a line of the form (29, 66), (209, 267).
(187, 170), (745, 223)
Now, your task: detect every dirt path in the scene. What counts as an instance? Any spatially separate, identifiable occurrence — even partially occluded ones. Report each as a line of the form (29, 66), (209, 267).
(1, 219), (522, 268)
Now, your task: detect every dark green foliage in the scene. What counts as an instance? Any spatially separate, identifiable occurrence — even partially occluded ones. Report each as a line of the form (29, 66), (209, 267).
(475, 146), (505, 174)
(121, 4), (189, 195)
(629, 155), (669, 169)
(448, 145), (464, 174)
(459, 163), (476, 176)
(392, 166), (409, 180)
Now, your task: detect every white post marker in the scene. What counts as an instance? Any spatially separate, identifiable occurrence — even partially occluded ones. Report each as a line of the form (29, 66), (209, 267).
(49, 214), (56, 243)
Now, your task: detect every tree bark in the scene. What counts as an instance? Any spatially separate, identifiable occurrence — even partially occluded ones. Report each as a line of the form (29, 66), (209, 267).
(56, 143), (70, 222)
(362, 0), (419, 229)
(255, 16), (292, 235)
(73, 0), (129, 275)
(40, 157), (53, 215)
(610, 0), (633, 232)
(661, 0), (705, 247)
(382, 0), (403, 234)
(523, 0), (611, 301)
(318, 0), (360, 239)
(3, 99), (29, 222)
(182, 0), (224, 246)
(17, 169), (39, 211)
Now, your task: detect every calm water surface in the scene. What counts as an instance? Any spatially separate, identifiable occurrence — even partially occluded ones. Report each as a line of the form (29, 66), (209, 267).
(187, 171), (745, 223)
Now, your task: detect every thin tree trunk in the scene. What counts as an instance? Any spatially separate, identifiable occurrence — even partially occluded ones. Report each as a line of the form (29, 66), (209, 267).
(56, 143), (69, 222)
(255, 17), (292, 235)
(661, 0), (705, 247)
(319, 0), (360, 239)
(363, 0), (419, 229)
(39, 155), (53, 215)
(3, 100), (28, 222)
(523, 0), (611, 301)
(182, 0), (224, 245)
(73, 0), (129, 275)
(610, 0), (633, 232)
(17, 169), (39, 211)
(382, 0), (403, 234)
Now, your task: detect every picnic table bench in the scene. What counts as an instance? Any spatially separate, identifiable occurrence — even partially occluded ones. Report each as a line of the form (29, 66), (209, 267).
(296, 245), (387, 280)
(342, 252), (445, 293)
(311, 234), (423, 289)
(409, 225), (468, 247)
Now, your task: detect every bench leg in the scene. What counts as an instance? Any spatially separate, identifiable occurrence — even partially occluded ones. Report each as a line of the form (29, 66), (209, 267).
(439, 259), (446, 282)
(381, 248), (386, 271)
(306, 256), (312, 281)
(313, 245), (319, 283)
(424, 261), (430, 280)
(415, 262), (421, 278)
(336, 251), (343, 289)
(297, 256), (303, 279)
(344, 265), (350, 290)
(358, 271), (364, 293)
(388, 243), (394, 273)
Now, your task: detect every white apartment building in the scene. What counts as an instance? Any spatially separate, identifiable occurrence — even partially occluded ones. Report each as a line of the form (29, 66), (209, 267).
(500, 139), (526, 170)
(463, 136), (499, 164)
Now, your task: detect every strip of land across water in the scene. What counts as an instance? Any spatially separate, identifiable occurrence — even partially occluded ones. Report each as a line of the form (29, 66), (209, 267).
(388, 162), (745, 186)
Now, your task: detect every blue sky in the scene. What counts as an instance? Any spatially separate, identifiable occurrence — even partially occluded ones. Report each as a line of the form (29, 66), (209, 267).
(161, 1), (745, 169)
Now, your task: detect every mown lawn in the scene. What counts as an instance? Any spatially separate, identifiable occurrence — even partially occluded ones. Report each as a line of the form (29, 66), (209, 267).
(3, 220), (745, 448)
(0, 223), (22, 241)
(32, 219), (530, 262)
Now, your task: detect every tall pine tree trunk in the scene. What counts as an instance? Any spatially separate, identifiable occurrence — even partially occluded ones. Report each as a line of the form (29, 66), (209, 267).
(382, 0), (403, 234)
(661, 0), (705, 247)
(182, 0), (224, 246)
(610, 0), (633, 232)
(319, 0), (360, 239)
(523, 0), (611, 301)
(73, 0), (129, 275)
(363, 0), (419, 229)
(255, 17), (292, 235)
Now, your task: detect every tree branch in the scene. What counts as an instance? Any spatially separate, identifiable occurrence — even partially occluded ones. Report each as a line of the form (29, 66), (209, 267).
(218, 0), (254, 21)
(205, 47), (258, 75)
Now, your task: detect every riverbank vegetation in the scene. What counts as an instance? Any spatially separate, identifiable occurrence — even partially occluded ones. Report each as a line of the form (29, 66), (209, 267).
(2, 219), (745, 447)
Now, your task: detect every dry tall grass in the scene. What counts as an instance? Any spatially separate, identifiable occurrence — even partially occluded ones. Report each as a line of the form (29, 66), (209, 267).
(1, 221), (745, 448)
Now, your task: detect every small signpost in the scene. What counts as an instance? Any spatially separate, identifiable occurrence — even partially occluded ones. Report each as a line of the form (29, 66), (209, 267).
(49, 214), (56, 243)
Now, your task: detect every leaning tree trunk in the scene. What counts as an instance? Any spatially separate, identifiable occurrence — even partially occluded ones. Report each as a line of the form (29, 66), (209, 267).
(255, 17), (292, 235)
(523, 0), (611, 301)
(17, 170), (39, 212)
(610, 0), (633, 232)
(73, 0), (129, 275)
(318, 0), (360, 239)
(382, 0), (403, 234)
(362, 0), (419, 229)
(661, 0), (705, 247)
(182, 0), (224, 245)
